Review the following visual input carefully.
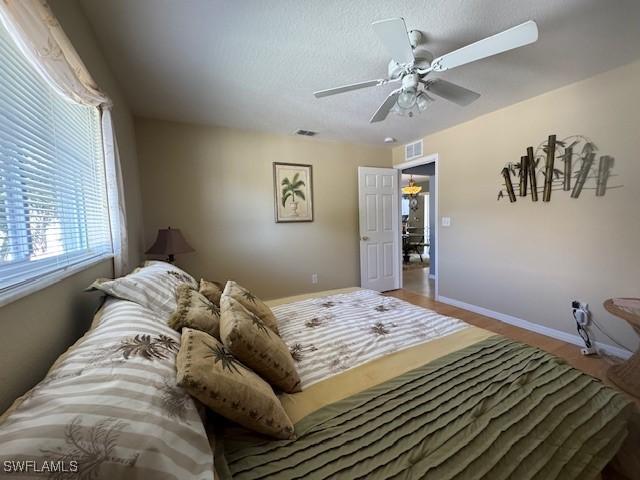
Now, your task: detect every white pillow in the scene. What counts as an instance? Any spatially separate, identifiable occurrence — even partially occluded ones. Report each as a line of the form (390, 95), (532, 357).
(89, 261), (197, 318)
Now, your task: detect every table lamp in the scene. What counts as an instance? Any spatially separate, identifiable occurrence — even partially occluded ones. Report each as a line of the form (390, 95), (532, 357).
(145, 227), (194, 263)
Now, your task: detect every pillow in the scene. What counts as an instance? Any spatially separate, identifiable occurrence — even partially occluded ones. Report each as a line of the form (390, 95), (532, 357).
(220, 295), (301, 393)
(199, 278), (225, 306)
(223, 280), (279, 334)
(176, 328), (295, 440)
(0, 298), (213, 479)
(88, 261), (197, 318)
(169, 284), (221, 339)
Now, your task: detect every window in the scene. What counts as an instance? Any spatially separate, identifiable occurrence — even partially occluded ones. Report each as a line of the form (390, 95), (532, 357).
(0, 22), (112, 298)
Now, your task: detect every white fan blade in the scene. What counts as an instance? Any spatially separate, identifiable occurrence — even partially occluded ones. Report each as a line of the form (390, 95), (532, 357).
(370, 89), (401, 123)
(372, 18), (415, 65)
(431, 20), (538, 72)
(426, 79), (480, 106)
(314, 79), (386, 98)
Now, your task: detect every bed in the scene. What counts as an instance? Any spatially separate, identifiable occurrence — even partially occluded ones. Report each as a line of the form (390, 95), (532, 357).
(213, 288), (637, 480)
(0, 274), (636, 480)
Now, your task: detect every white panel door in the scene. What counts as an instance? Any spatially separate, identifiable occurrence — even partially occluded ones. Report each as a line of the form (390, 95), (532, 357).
(358, 167), (400, 291)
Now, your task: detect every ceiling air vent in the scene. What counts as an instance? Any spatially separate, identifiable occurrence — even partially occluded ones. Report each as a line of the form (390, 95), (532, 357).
(295, 129), (317, 137)
(405, 139), (423, 161)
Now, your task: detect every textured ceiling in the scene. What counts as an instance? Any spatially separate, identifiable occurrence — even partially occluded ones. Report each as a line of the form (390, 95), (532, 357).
(79, 0), (640, 146)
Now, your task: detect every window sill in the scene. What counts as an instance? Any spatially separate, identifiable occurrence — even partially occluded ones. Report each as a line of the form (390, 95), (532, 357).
(0, 254), (114, 308)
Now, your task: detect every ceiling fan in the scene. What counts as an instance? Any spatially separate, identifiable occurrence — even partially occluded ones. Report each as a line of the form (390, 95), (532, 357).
(314, 18), (539, 123)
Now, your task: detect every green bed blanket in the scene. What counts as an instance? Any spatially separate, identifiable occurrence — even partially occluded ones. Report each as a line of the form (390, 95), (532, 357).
(215, 336), (635, 480)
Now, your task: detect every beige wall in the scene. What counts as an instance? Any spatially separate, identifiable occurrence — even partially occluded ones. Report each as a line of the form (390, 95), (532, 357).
(393, 60), (640, 352)
(0, 0), (144, 412)
(135, 119), (392, 299)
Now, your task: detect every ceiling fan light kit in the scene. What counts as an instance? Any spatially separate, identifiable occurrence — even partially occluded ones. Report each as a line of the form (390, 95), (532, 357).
(393, 92), (433, 118)
(314, 18), (539, 124)
(397, 90), (416, 109)
(397, 74), (419, 106)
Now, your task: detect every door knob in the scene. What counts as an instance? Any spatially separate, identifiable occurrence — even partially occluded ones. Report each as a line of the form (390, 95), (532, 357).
(361, 236), (369, 241)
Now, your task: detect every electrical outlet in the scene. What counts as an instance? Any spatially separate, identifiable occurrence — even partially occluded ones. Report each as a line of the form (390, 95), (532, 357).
(441, 216), (451, 227)
(572, 300), (589, 311)
(572, 300), (591, 327)
(311, 273), (318, 284)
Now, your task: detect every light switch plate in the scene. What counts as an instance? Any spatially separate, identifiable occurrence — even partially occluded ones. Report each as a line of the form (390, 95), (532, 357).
(441, 216), (451, 227)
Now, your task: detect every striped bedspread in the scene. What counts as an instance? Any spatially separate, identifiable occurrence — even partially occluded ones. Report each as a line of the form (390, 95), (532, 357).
(0, 298), (213, 480)
(216, 336), (635, 480)
(272, 289), (468, 388)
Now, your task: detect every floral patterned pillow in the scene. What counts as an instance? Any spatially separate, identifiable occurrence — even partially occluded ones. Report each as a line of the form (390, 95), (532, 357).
(176, 328), (295, 440)
(223, 281), (279, 334)
(169, 284), (221, 339)
(220, 295), (301, 393)
(199, 278), (225, 306)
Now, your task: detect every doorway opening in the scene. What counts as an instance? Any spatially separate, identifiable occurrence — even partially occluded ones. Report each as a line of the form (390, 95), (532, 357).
(396, 155), (437, 299)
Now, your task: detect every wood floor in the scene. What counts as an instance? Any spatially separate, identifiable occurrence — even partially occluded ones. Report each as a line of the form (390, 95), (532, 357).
(402, 266), (434, 298)
(387, 288), (640, 408)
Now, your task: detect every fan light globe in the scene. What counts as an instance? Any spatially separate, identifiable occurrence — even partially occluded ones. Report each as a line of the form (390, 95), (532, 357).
(397, 89), (417, 109)
(416, 93), (430, 112)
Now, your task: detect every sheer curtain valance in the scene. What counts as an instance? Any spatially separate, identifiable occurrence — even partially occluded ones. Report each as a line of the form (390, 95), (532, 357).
(0, 0), (129, 276)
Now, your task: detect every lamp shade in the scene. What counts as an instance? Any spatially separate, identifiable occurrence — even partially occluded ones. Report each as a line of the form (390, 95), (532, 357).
(145, 227), (194, 259)
(401, 177), (423, 196)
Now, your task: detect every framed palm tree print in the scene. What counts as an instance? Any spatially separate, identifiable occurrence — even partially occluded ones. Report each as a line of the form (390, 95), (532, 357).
(273, 162), (313, 222)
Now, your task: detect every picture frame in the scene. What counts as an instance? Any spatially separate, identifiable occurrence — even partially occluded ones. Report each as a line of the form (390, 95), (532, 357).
(273, 162), (313, 223)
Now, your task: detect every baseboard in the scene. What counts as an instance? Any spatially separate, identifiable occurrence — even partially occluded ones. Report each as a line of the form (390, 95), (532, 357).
(438, 296), (632, 360)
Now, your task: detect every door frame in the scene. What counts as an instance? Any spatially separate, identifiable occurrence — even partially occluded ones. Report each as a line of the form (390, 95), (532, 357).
(393, 153), (439, 300)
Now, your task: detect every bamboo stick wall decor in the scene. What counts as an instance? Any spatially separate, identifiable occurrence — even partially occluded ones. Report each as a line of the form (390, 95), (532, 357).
(542, 134), (556, 202)
(596, 155), (614, 197)
(519, 155), (528, 196)
(527, 146), (538, 202)
(571, 142), (595, 199)
(501, 167), (517, 202)
(498, 134), (620, 203)
(562, 146), (572, 191)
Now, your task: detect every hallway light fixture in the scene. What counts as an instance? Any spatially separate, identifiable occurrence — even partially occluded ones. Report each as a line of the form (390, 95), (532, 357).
(402, 176), (423, 196)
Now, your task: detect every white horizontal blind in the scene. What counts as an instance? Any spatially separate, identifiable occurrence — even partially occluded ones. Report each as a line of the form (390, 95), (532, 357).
(0, 22), (112, 294)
